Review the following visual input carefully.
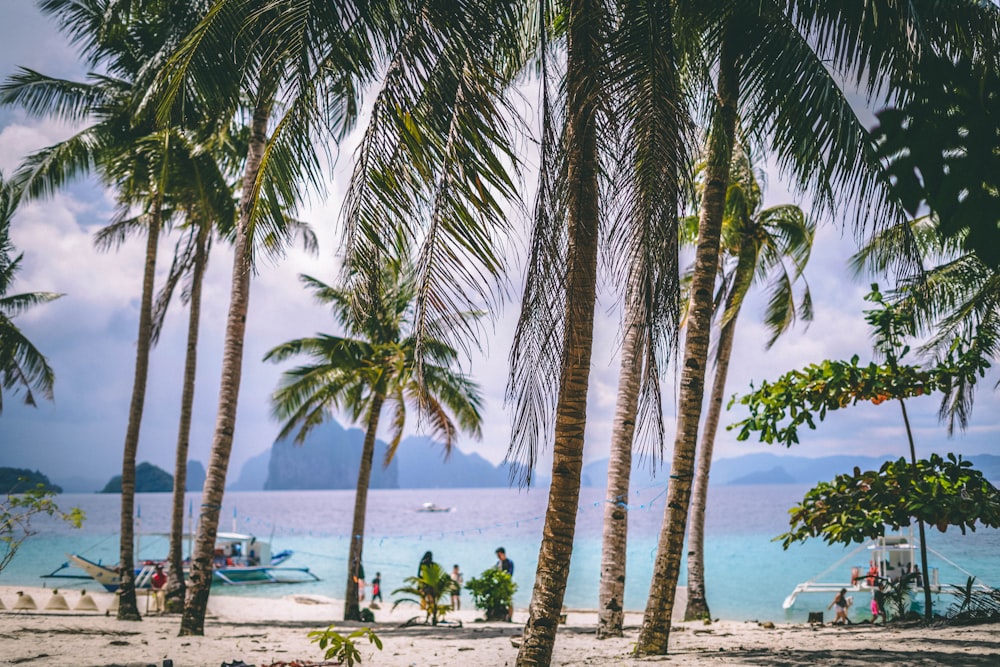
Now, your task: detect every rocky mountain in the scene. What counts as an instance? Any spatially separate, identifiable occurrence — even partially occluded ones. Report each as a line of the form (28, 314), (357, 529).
(262, 420), (399, 490)
(580, 452), (1000, 488)
(101, 462), (173, 493)
(0, 467), (61, 494)
(231, 420), (533, 490)
(99, 460), (206, 493)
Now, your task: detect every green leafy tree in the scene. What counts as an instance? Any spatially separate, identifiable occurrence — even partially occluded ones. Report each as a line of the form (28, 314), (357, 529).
(265, 266), (482, 622)
(2, 485), (84, 574)
(778, 454), (1000, 548)
(872, 42), (1000, 270)
(852, 216), (1000, 434)
(732, 286), (991, 619)
(391, 561), (458, 626)
(0, 176), (61, 412)
(466, 568), (518, 622)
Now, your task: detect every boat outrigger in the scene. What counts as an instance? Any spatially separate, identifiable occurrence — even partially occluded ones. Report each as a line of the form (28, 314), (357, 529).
(48, 532), (318, 592)
(783, 530), (990, 611)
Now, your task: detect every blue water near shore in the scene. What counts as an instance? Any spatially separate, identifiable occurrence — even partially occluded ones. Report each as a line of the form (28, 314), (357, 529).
(5, 484), (999, 622)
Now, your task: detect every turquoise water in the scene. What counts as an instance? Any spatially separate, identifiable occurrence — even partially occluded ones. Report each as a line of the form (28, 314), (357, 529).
(4, 485), (999, 622)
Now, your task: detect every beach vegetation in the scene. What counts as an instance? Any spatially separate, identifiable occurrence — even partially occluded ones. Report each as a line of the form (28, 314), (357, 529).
(0, 0), (223, 621)
(266, 264), (482, 622)
(872, 50), (1000, 271)
(777, 454), (1000, 549)
(1, 484), (83, 574)
(733, 285), (993, 620)
(680, 144), (815, 624)
(466, 567), (518, 622)
(308, 626), (382, 667)
(153, 0), (380, 635)
(391, 561), (459, 626)
(0, 175), (61, 414)
(633, 0), (978, 649)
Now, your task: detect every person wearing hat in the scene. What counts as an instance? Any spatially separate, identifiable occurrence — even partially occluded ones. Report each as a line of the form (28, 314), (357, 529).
(150, 564), (168, 613)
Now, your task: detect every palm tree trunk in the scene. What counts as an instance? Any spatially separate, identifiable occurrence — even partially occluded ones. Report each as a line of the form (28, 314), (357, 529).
(684, 296), (743, 621)
(516, 0), (601, 663)
(596, 276), (644, 638)
(116, 194), (163, 622)
(165, 219), (211, 613)
(637, 38), (739, 655)
(344, 394), (384, 621)
(899, 399), (933, 620)
(180, 92), (274, 636)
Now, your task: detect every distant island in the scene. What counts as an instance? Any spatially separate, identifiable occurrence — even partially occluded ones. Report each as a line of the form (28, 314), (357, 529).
(229, 418), (525, 491)
(0, 467), (62, 494)
(100, 460), (207, 493)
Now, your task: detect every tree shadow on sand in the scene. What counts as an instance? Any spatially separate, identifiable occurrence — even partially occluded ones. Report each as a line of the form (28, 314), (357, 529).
(727, 647), (999, 666)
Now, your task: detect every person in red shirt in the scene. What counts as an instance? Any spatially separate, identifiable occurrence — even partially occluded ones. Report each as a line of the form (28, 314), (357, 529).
(150, 564), (167, 614)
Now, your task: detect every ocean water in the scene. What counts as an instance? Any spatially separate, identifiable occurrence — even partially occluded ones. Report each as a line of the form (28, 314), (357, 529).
(4, 484), (999, 622)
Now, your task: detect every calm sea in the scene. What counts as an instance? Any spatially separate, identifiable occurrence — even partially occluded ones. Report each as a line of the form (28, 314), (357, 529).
(4, 485), (999, 622)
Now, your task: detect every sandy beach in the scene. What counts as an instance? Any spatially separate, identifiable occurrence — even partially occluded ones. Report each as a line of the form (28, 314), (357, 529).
(2, 585), (999, 666)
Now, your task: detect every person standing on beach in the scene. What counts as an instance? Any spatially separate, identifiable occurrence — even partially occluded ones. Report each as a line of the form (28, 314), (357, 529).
(450, 564), (464, 610)
(371, 572), (382, 603)
(495, 547), (514, 576)
(828, 588), (852, 624)
(150, 564), (167, 614)
(355, 562), (366, 602)
(495, 547), (514, 621)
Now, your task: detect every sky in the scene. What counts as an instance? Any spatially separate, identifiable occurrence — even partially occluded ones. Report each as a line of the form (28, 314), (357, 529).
(1, 5), (998, 490)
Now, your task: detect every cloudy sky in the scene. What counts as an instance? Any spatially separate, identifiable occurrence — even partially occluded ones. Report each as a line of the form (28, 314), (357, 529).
(2, 5), (998, 490)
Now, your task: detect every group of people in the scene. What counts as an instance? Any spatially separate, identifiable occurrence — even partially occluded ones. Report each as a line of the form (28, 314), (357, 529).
(413, 547), (515, 618)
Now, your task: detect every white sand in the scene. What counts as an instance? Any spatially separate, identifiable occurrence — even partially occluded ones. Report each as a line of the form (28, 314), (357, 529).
(2, 585), (999, 666)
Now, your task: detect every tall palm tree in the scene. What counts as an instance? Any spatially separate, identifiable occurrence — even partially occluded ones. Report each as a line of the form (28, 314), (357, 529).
(149, 124), (237, 613)
(852, 218), (1000, 433)
(0, 0), (210, 621)
(636, 0), (982, 650)
(0, 176), (62, 412)
(264, 267), (482, 621)
(156, 1), (379, 634)
(682, 146), (814, 621)
(508, 2), (687, 662)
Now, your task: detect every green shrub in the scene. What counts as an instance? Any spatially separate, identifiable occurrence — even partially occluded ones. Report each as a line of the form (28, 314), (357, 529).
(308, 626), (382, 667)
(466, 568), (517, 621)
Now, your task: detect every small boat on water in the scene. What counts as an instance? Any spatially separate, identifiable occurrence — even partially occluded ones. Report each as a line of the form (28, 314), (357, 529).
(417, 502), (452, 513)
(47, 532), (318, 592)
(782, 530), (989, 611)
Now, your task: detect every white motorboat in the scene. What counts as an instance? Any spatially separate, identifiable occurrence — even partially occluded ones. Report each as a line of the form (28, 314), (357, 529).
(417, 502), (453, 513)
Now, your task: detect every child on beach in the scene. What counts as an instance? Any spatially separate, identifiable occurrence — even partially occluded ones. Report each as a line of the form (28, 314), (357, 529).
(450, 564), (463, 611)
(372, 572), (382, 603)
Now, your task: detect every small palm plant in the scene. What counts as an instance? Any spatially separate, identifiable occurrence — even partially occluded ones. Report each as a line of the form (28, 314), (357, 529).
(392, 562), (457, 626)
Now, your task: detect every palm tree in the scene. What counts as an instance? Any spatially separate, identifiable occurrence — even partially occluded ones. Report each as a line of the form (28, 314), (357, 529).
(852, 218), (1000, 432)
(0, 176), (62, 412)
(0, 0), (211, 621)
(636, 0), (982, 650)
(265, 267), (482, 622)
(682, 146), (814, 621)
(391, 561), (458, 626)
(155, 1), (381, 634)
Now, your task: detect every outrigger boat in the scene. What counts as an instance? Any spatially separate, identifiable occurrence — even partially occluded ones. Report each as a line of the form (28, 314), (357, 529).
(48, 532), (318, 592)
(783, 530), (989, 610)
